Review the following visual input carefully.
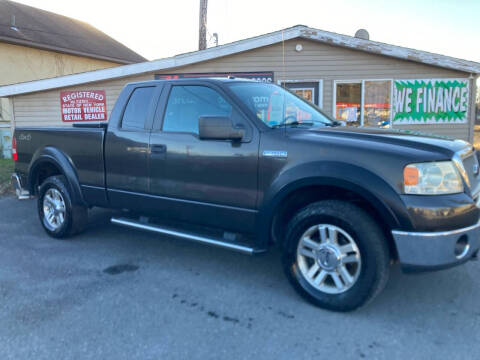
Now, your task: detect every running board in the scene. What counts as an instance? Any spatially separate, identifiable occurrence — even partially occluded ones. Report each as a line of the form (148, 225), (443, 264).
(111, 217), (265, 255)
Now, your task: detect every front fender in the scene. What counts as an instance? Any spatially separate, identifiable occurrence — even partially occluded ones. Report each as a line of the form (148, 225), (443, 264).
(28, 146), (86, 206)
(257, 161), (412, 246)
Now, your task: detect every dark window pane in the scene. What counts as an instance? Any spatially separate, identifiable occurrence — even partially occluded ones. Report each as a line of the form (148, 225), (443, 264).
(122, 87), (155, 130)
(163, 86), (232, 134)
(335, 83), (361, 126)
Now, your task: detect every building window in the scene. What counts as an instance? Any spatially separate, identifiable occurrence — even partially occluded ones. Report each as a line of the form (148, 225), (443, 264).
(335, 82), (361, 126)
(292, 88), (314, 102)
(334, 80), (392, 128)
(364, 80), (391, 127)
(278, 80), (323, 108)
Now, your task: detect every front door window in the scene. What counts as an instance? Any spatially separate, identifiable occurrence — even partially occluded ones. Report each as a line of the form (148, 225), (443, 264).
(162, 85), (232, 134)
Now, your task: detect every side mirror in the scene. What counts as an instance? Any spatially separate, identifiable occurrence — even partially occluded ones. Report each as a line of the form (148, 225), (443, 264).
(198, 116), (244, 141)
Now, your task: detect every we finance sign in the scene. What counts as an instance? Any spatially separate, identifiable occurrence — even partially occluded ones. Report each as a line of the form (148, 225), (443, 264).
(393, 79), (469, 124)
(60, 90), (107, 122)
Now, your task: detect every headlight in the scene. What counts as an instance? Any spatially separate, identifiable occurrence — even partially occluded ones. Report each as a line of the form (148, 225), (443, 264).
(403, 161), (464, 195)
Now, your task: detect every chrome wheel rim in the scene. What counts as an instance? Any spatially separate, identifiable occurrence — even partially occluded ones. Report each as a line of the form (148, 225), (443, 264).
(43, 188), (66, 231)
(296, 224), (362, 294)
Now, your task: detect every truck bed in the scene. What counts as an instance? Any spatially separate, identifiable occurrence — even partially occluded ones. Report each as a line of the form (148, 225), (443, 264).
(15, 126), (106, 189)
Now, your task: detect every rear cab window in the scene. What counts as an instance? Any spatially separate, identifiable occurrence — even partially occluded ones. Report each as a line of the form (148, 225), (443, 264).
(121, 86), (155, 130)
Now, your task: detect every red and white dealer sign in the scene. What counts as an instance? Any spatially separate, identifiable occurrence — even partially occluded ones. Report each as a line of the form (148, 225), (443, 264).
(60, 90), (107, 122)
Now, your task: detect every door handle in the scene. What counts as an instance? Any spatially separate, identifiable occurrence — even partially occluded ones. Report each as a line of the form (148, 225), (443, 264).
(151, 144), (167, 154)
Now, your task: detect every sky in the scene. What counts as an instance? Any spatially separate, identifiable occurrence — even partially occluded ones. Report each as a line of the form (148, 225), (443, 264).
(14, 0), (480, 63)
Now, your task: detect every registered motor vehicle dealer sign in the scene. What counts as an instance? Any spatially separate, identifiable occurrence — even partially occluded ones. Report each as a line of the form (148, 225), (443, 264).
(60, 90), (107, 122)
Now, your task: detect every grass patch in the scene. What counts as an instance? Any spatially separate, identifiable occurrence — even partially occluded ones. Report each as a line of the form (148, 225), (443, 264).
(0, 158), (14, 195)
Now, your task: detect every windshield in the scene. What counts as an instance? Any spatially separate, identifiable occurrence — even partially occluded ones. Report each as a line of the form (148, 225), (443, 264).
(228, 82), (335, 128)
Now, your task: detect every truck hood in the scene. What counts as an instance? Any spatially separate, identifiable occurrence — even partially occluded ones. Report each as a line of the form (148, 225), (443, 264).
(302, 126), (472, 157)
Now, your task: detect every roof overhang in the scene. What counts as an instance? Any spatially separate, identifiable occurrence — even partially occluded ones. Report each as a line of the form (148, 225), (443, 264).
(298, 28), (480, 75)
(0, 36), (136, 65)
(1, 25), (479, 98)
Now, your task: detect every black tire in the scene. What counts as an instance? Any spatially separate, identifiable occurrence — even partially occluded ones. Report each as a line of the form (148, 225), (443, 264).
(282, 200), (390, 312)
(37, 175), (88, 238)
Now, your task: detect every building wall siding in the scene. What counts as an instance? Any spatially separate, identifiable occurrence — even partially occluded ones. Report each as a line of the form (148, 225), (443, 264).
(12, 75), (153, 127)
(10, 39), (472, 141)
(0, 42), (121, 87)
(158, 39), (470, 140)
(0, 42), (125, 128)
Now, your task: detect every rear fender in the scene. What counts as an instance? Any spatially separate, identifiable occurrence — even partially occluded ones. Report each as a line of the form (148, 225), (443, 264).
(28, 146), (86, 206)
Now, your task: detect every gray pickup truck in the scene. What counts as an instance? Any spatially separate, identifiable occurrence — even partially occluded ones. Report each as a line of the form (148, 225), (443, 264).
(11, 78), (480, 311)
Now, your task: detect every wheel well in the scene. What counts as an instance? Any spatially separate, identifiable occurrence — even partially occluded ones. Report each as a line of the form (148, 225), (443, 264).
(31, 162), (62, 195)
(270, 185), (398, 260)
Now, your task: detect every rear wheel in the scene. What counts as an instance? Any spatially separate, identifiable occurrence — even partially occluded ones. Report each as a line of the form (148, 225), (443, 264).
(282, 200), (390, 312)
(37, 175), (88, 238)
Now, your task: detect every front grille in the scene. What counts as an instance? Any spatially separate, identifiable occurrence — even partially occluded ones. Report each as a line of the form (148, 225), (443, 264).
(463, 151), (480, 194)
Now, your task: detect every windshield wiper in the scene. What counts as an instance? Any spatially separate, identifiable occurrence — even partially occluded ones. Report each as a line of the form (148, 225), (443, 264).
(324, 120), (342, 127)
(271, 121), (315, 128)
(272, 120), (341, 128)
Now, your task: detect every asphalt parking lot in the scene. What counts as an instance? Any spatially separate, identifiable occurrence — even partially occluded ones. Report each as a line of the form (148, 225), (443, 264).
(1, 195), (479, 359)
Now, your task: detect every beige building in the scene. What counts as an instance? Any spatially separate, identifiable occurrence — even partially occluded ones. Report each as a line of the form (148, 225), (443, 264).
(0, 0), (146, 155)
(1, 25), (479, 150)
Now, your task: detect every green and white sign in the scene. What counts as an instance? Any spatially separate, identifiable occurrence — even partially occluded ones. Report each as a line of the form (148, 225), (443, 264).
(393, 79), (469, 124)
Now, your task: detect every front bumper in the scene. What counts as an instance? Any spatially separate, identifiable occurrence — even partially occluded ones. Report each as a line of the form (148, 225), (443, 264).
(392, 221), (480, 271)
(11, 173), (31, 200)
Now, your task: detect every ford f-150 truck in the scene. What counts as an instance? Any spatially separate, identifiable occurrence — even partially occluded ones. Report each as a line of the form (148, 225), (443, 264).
(11, 78), (480, 311)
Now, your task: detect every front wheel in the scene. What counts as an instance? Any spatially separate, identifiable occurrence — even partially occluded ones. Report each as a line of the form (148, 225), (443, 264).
(37, 175), (88, 238)
(282, 200), (390, 312)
